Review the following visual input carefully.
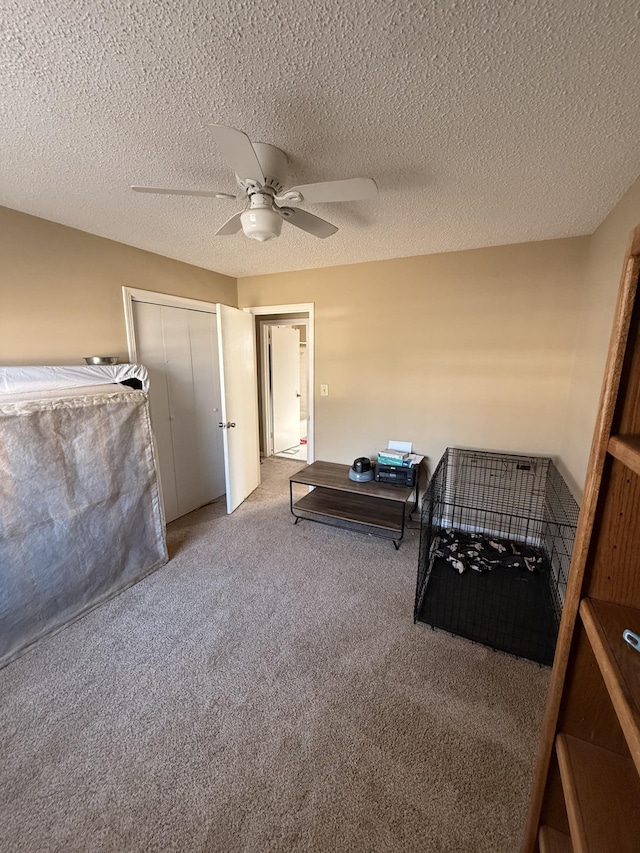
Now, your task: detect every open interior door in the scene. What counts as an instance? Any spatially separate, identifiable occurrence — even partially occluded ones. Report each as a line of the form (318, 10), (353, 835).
(271, 325), (301, 453)
(216, 304), (261, 513)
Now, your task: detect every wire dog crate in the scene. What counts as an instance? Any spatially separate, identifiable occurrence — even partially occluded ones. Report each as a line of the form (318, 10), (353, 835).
(414, 448), (579, 665)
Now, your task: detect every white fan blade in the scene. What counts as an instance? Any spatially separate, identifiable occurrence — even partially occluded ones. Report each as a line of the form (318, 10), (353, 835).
(131, 186), (236, 199)
(215, 212), (243, 236)
(276, 177), (377, 205)
(208, 124), (265, 184)
(282, 208), (338, 239)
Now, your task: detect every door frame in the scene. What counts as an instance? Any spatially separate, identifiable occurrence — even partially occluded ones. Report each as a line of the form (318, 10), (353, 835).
(246, 303), (315, 464)
(122, 287), (217, 361)
(261, 319), (307, 456)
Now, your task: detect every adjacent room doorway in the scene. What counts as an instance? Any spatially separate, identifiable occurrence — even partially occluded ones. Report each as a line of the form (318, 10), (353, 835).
(247, 304), (314, 464)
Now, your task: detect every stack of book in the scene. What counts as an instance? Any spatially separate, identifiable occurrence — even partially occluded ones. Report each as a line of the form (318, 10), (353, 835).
(377, 447), (412, 467)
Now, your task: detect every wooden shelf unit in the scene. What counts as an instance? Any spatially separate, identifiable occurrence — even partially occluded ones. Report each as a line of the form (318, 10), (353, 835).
(579, 598), (640, 774)
(606, 434), (640, 477)
(556, 733), (640, 853)
(521, 226), (640, 853)
(538, 825), (572, 853)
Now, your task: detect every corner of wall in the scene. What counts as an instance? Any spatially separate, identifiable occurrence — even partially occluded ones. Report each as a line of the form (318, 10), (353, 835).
(556, 174), (640, 501)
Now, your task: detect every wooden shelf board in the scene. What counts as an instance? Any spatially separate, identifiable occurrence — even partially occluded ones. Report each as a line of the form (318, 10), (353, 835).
(539, 825), (573, 853)
(607, 434), (640, 478)
(293, 488), (403, 531)
(555, 733), (640, 853)
(580, 597), (640, 775)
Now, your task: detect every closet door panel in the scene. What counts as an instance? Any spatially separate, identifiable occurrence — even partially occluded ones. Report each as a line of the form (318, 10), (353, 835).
(188, 310), (225, 502)
(161, 305), (202, 517)
(132, 301), (179, 523)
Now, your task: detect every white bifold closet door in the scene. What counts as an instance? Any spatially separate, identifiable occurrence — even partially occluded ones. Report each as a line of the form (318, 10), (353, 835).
(132, 302), (225, 522)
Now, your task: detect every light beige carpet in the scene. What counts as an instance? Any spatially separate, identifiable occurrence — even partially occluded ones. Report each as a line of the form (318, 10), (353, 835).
(0, 457), (549, 852)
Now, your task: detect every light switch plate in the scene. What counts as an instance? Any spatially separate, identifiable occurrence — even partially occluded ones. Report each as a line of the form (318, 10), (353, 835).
(320, 384), (329, 396)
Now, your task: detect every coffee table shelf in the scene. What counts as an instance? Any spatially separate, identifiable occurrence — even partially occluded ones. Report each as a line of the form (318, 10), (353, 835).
(289, 461), (416, 549)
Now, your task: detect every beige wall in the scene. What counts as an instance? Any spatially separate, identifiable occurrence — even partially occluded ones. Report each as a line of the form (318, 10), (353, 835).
(5, 186), (638, 498)
(238, 238), (588, 473)
(0, 206), (237, 365)
(559, 175), (640, 498)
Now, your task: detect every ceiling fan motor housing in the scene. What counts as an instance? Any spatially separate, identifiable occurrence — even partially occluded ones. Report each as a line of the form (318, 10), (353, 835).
(236, 142), (288, 195)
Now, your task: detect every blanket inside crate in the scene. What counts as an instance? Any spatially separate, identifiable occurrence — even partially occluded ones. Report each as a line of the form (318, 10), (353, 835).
(435, 529), (545, 574)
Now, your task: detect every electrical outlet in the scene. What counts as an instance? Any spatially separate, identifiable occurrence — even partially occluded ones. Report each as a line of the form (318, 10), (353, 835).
(320, 384), (329, 397)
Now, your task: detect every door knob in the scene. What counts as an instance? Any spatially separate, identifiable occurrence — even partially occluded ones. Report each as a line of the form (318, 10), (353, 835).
(218, 422), (236, 428)
(227, 422), (236, 428)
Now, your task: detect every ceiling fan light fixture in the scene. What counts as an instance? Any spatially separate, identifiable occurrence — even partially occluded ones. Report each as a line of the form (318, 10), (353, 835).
(240, 207), (282, 242)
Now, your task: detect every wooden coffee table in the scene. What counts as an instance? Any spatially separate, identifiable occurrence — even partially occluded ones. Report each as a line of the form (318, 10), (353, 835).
(289, 460), (417, 549)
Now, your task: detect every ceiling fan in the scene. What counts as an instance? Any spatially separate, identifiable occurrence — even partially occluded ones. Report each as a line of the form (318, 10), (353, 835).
(131, 124), (378, 242)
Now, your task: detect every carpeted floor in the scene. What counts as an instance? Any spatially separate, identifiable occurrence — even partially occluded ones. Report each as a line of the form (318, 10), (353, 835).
(0, 457), (549, 852)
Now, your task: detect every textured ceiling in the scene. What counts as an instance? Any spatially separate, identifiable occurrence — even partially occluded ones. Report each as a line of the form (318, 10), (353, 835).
(2, 0), (640, 278)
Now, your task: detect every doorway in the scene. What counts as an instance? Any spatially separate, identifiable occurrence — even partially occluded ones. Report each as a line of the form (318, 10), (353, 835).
(265, 321), (308, 462)
(247, 304), (314, 465)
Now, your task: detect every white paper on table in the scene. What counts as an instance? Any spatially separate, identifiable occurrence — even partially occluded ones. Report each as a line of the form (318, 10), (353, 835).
(407, 453), (424, 465)
(388, 439), (412, 453)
